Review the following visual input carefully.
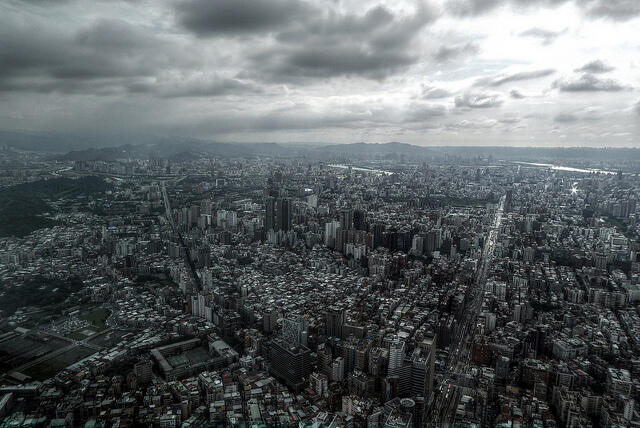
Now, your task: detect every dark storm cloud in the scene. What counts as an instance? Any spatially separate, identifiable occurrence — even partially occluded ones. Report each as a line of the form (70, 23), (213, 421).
(477, 69), (555, 87)
(519, 27), (566, 44)
(0, 15), (259, 98)
(174, 0), (313, 35)
(0, 17), (163, 93)
(246, 3), (437, 80)
(553, 73), (627, 92)
(434, 43), (480, 62)
(455, 91), (504, 108)
(575, 60), (615, 74)
(269, 46), (417, 80)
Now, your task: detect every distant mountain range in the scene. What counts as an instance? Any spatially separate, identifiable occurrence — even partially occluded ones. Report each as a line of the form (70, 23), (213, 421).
(2, 129), (639, 163)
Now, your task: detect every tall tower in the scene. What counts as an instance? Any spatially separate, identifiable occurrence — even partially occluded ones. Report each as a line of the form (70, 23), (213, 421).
(276, 198), (292, 232)
(388, 339), (406, 372)
(340, 208), (353, 230)
(265, 196), (276, 232)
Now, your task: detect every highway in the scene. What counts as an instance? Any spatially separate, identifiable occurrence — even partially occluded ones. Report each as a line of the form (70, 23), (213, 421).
(162, 182), (202, 290)
(431, 195), (505, 425)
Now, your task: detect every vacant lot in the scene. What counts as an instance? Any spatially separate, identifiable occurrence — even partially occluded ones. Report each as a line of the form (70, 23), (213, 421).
(0, 334), (69, 370)
(23, 345), (96, 380)
(81, 308), (111, 332)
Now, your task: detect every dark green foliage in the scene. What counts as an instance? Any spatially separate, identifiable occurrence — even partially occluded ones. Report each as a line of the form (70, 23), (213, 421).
(0, 188), (59, 237)
(12, 176), (111, 199)
(0, 276), (84, 314)
(0, 176), (111, 237)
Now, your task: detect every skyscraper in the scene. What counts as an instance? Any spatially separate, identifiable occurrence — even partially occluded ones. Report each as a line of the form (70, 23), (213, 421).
(265, 196), (292, 233)
(265, 196), (276, 232)
(353, 208), (365, 231)
(269, 337), (312, 392)
(340, 208), (353, 230)
(283, 316), (308, 346)
(326, 307), (345, 338)
(276, 198), (292, 232)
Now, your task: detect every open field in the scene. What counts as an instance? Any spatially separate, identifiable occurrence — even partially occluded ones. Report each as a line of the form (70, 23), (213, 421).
(23, 345), (96, 380)
(0, 333), (70, 371)
(80, 308), (110, 332)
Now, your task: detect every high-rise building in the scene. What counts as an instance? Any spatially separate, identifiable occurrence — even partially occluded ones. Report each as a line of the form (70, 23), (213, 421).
(135, 359), (153, 385)
(326, 307), (345, 338)
(283, 316), (308, 346)
(332, 357), (345, 382)
(372, 223), (385, 249)
(505, 189), (513, 212)
(265, 196), (276, 232)
(388, 340), (406, 372)
(269, 337), (312, 392)
(325, 221), (341, 249)
(265, 197), (292, 233)
(264, 196), (291, 232)
(353, 209), (365, 231)
(263, 310), (278, 334)
(276, 198), (292, 232)
(340, 208), (353, 230)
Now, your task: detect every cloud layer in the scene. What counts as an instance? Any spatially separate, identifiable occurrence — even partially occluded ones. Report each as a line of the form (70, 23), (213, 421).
(0, 0), (638, 146)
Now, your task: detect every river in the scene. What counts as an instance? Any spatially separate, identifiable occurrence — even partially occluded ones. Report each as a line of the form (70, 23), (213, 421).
(513, 161), (618, 175)
(328, 164), (394, 175)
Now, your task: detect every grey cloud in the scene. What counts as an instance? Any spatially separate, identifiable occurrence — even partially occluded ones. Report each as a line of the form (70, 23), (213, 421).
(554, 113), (578, 123)
(422, 85), (453, 99)
(0, 17), (172, 93)
(553, 73), (627, 92)
(0, 16), (260, 98)
(477, 69), (555, 87)
(248, 4), (436, 80)
(554, 108), (604, 123)
(175, 0), (313, 36)
(635, 100), (640, 115)
(510, 89), (526, 99)
(446, 0), (501, 17)
(575, 60), (615, 74)
(519, 27), (566, 44)
(446, 118), (498, 130)
(261, 46), (417, 80)
(446, 0), (640, 20)
(584, 0), (640, 21)
(434, 42), (480, 62)
(499, 114), (522, 124)
(405, 103), (447, 122)
(74, 19), (158, 55)
(446, 0), (568, 17)
(130, 76), (264, 98)
(455, 91), (504, 108)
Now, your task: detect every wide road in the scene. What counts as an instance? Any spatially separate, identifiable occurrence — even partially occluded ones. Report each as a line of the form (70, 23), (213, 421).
(162, 182), (202, 290)
(431, 195), (505, 425)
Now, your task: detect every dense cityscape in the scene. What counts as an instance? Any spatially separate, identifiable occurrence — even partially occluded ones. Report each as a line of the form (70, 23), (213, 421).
(0, 145), (639, 427)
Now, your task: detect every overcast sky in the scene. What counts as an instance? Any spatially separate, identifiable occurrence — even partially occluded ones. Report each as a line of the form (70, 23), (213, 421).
(1, 0), (639, 146)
